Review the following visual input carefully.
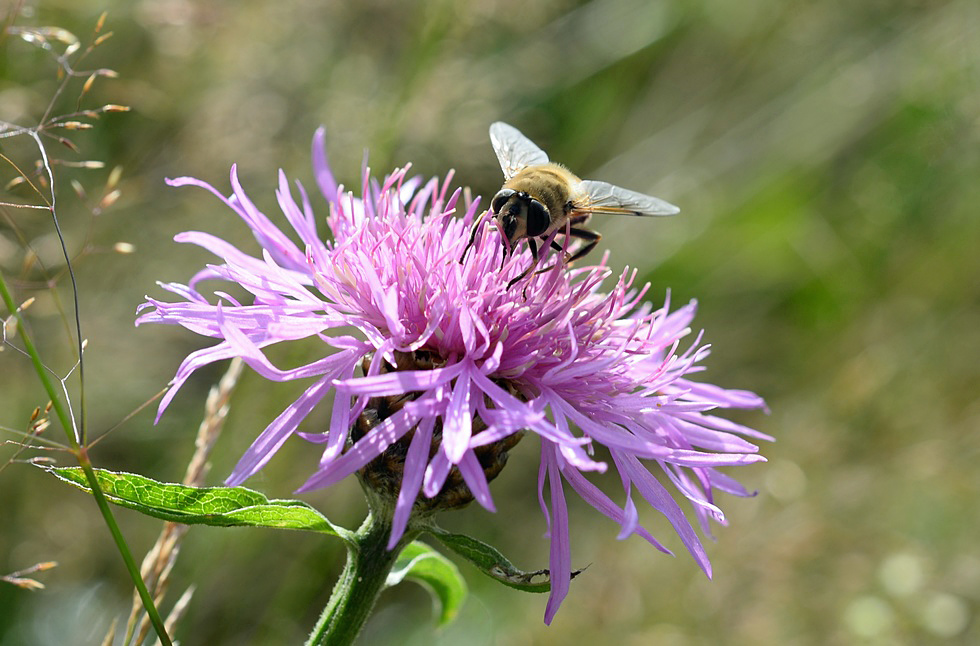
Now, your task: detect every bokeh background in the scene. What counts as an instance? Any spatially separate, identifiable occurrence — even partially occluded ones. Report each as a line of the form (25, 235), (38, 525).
(2, 0), (977, 644)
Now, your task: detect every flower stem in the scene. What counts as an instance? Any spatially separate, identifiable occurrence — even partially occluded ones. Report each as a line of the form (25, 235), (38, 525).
(306, 512), (413, 646)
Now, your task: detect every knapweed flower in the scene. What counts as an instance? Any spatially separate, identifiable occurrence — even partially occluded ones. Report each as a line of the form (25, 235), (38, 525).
(137, 128), (771, 622)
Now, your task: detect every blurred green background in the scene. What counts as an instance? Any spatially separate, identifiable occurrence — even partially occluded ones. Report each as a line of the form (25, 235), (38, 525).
(1, 0), (977, 644)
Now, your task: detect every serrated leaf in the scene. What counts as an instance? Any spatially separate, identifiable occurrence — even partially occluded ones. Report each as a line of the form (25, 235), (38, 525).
(387, 541), (466, 626)
(428, 527), (556, 593)
(44, 466), (346, 536)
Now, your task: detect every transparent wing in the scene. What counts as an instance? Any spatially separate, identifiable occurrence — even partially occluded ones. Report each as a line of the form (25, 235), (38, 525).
(489, 122), (549, 180)
(577, 179), (680, 217)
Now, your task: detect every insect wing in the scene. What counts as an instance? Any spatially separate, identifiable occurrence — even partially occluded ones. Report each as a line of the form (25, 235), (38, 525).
(578, 179), (680, 217)
(489, 122), (549, 180)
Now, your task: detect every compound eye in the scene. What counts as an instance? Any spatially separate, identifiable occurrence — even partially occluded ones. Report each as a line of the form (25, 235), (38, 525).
(491, 189), (515, 214)
(525, 199), (550, 237)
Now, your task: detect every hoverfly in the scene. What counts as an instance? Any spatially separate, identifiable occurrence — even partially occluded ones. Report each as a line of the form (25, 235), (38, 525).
(461, 121), (680, 289)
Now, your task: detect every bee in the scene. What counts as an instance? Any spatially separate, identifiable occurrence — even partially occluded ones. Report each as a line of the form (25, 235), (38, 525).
(461, 121), (680, 289)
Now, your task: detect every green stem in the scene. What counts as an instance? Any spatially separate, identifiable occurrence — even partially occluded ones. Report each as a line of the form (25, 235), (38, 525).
(307, 512), (415, 646)
(0, 272), (173, 646)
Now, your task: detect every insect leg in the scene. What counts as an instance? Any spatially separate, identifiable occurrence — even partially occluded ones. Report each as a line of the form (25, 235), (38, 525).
(506, 237), (538, 290)
(499, 233), (517, 271)
(548, 215), (588, 262)
(547, 237), (574, 265)
(460, 212), (489, 263)
(564, 227), (601, 263)
(532, 227), (601, 277)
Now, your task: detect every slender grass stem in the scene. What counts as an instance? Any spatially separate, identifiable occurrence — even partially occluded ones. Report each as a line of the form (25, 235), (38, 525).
(0, 272), (174, 646)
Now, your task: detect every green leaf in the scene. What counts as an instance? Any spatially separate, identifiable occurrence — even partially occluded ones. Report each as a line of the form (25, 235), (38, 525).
(428, 527), (559, 593)
(387, 541), (466, 626)
(44, 466), (347, 537)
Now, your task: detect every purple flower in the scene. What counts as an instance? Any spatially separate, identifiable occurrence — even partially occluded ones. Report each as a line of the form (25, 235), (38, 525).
(137, 128), (771, 622)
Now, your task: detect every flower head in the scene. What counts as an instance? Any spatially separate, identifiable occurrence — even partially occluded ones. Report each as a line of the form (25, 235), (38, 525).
(138, 128), (770, 622)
